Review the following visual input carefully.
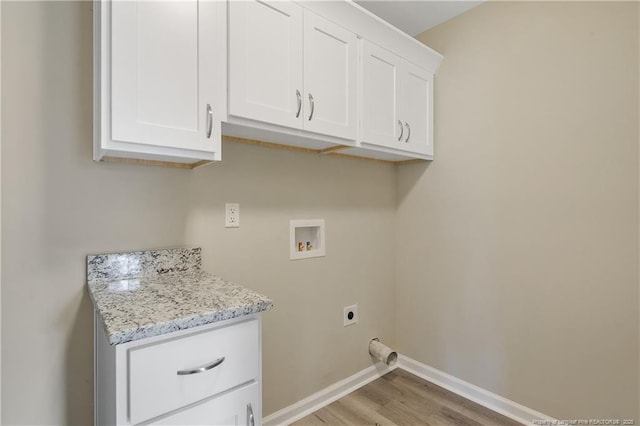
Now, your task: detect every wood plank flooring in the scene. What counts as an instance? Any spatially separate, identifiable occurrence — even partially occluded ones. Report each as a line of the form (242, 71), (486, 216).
(291, 369), (522, 426)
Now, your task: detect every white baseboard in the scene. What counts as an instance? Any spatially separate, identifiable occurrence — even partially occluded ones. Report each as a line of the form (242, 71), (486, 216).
(262, 363), (397, 426)
(262, 355), (555, 426)
(397, 355), (555, 425)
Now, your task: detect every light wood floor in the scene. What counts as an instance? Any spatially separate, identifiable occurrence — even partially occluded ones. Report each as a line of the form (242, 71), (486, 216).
(292, 369), (522, 426)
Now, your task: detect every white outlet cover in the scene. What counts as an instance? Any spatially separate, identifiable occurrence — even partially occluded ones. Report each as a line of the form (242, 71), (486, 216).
(344, 304), (358, 326)
(225, 203), (240, 228)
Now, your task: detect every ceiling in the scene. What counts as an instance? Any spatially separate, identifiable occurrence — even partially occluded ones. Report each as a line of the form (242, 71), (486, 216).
(354, 1), (484, 37)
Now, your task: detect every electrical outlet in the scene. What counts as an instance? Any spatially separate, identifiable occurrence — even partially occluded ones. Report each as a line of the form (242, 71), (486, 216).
(225, 203), (240, 228)
(343, 304), (358, 327)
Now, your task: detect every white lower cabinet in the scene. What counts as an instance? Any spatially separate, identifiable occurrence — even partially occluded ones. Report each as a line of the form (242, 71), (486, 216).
(153, 383), (259, 426)
(95, 315), (263, 425)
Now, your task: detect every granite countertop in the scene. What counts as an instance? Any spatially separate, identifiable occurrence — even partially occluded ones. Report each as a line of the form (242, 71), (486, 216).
(87, 248), (273, 345)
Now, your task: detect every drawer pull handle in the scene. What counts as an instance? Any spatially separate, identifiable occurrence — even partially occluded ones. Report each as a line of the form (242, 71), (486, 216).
(177, 356), (225, 375)
(247, 403), (255, 426)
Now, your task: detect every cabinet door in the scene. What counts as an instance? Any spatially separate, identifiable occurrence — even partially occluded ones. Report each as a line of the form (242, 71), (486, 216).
(400, 61), (434, 157)
(229, 0), (303, 130)
(110, 0), (218, 153)
(303, 11), (357, 141)
(152, 382), (260, 425)
(360, 41), (402, 149)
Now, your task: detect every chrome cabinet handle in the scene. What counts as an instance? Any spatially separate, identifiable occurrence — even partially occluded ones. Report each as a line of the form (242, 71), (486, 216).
(206, 104), (213, 139)
(404, 122), (411, 143)
(247, 403), (255, 426)
(308, 93), (315, 121)
(397, 120), (404, 141)
(176, 356), (225, 375)
(295, 90), (302, 118)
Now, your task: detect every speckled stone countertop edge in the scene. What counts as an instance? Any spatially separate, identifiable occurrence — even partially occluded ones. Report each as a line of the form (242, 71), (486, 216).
(102, 300), (274, 345)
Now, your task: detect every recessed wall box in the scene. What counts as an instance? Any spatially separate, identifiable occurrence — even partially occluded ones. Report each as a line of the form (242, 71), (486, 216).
(290, 219), (326, 260)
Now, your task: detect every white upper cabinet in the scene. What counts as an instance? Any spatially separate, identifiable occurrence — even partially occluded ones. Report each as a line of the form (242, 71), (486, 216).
(401, 62), (434, 157)
(302, 10), (357, 140)
(360, 40), (435, 159)
(95, 0), (442, 166)
(94, 0), (223, 165)
(228, 0), (358, 142)
(360, 41), (401, 149)
(228, 0), (303, 129)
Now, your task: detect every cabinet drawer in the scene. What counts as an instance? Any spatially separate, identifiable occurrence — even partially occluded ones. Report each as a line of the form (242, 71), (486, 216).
(152, 382), (260, 425)
(128, 319), (259, 425)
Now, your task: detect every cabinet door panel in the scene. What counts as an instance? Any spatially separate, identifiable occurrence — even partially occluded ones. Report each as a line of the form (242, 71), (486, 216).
(111, 1), (216, 152)
(360, 41), (401, 149)
(229, 0), (303, 129)
(152, 382), (260, 425)
(401, 62), (433, 156)
(303, 11), (357, 140)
